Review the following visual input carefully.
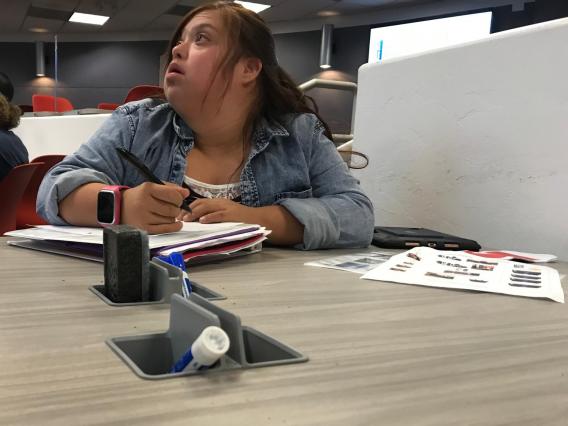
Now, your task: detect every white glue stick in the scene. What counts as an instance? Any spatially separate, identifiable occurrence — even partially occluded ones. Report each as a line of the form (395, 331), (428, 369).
(170, 326), (230, 373)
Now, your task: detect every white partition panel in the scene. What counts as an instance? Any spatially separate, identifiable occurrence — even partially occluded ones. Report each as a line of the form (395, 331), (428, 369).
(14, 113), (111, 160)
(354, 18), (568, 259)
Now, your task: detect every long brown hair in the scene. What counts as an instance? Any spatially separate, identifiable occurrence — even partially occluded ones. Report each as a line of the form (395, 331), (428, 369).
(165, 1), (333, 140)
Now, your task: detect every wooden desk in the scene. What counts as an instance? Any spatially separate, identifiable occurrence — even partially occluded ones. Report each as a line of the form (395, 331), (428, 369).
(1, 239), (567, 425)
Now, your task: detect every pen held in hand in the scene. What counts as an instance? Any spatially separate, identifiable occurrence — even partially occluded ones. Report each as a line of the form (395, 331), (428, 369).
(116, 147), (193, 213)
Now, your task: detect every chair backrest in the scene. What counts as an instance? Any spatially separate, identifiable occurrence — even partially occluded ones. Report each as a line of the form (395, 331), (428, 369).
(97, 102), (120, 110)
(16, 155), (66, 229)
(56, 97), (74, 112)
(32, 95), (55, 112)
(123, 85), (164, 104)
(32, 95), (74, 112)
(0, 163), (41, 235)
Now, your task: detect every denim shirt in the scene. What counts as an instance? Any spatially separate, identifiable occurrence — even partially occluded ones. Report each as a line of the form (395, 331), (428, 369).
(37, 99), (374, 249)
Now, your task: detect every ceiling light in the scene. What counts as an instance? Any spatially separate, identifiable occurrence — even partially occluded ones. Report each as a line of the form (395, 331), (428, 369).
(69, 12), (109, 26)
(319, 24), (333, 69)
(317, 10), (340, 17)
(36, 42), (45, 77)
(234, 1), (271, 13)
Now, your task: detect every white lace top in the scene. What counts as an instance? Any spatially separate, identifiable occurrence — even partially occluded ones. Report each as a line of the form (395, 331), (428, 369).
(183, 175), (241, 201)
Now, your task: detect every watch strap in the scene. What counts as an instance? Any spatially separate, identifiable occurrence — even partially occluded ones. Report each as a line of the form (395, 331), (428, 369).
(98, 185), (129, 227)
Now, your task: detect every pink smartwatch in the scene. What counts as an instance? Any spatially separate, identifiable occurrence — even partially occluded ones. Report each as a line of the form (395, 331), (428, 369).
(97, 185), (129, 227)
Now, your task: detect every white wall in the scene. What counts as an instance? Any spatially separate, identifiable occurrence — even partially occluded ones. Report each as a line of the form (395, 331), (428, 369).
(353, 17), (568, 259)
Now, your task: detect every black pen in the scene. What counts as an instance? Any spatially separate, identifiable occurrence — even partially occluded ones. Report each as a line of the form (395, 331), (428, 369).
(116, 147), (193, 213)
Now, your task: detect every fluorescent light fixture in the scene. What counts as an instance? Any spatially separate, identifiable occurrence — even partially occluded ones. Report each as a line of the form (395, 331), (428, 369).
(36, 41), (45, 76)
(234, 1), (271, 14)
(69, 12), (109, 26)
(319, 24), (333, 69)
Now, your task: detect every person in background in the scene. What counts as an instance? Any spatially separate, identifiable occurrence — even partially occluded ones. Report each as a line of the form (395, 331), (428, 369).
(37, 1), (374, 249)
(0, 72), (29, 181)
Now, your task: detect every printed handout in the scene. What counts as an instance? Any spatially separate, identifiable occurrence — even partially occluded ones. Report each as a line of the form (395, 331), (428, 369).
(361, 247), (564, 303)
(305, 251), (394, 274)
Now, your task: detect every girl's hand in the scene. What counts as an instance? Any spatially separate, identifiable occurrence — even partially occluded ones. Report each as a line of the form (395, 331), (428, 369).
(122, 182), (189, 234)
(177, 198), (304, 246)
(177, 198), (252, 224)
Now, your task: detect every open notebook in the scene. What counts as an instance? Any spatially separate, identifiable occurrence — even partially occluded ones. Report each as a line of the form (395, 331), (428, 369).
(5, 222), (270, 265)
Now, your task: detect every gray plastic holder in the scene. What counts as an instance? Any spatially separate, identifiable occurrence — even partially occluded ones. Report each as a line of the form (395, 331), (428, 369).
(90, 258), (225, 306)
(106, 293), (308, 380)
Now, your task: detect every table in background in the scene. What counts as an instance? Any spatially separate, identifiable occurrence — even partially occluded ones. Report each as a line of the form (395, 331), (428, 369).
(0, 239), (567, 425)
(13, 113), (111, 159)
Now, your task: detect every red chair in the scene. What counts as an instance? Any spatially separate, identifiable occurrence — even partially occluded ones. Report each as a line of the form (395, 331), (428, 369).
(123, 85), (164, 104)
(32, 95), (74, 112)
(0, 163), (41, 235)
(97, 102), (120, 110)
(16, 155), (66, 229)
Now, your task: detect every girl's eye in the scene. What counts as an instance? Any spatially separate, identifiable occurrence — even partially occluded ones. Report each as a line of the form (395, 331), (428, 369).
(195, 33), (207, 43)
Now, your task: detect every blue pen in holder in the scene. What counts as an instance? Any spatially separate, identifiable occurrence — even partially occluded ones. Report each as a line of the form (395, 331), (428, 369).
(158, 252), (192, 298)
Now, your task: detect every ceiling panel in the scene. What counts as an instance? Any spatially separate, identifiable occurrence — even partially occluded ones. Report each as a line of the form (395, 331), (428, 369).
(177, 0), (224, 7)
(74, 0), (129, 16)
(261, 0), (337, 22)
(338, 0), (418, 5)
(331, 0), (430, 14)
(28, 5), (72, 20)
(0, 0), (30, 31)
(102, 0), (179, 31)
(21, 16), (66, 33)
(0, 0), (521, 38)
(144, 14), (184, 32)
(164, 4), (194, 17)
(60, 20), (105, 32)
(31, 0), (78, 11)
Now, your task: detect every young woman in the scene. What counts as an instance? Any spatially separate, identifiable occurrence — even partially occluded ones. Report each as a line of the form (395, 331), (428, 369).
(37, 1), (374, 249)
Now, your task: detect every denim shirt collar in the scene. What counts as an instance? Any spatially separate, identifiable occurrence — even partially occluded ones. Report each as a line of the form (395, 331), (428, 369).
(172, 114), (195, 155)
(250, 117), (289, 157)
(171, 112), (289, 156)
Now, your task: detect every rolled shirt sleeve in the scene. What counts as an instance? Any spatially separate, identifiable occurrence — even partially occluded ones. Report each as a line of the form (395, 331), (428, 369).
(276, 121), (374, 250)
(36, 109), (133, 224)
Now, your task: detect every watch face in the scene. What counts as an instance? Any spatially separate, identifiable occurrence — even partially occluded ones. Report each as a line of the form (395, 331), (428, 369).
(97, 191), (115, 224)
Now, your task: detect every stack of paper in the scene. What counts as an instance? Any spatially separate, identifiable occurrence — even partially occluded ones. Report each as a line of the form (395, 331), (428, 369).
(5, 222), (270, 265)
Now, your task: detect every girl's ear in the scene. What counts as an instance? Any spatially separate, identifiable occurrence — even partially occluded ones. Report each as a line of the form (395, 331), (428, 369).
(239, 57), (262, 85)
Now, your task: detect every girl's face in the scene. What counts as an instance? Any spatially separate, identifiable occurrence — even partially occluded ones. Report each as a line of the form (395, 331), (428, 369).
(164, 11), (227, 118)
